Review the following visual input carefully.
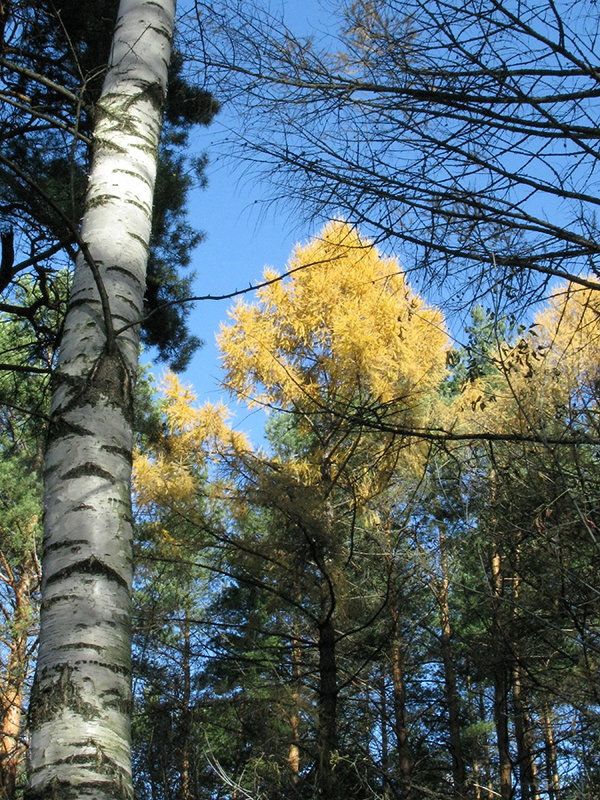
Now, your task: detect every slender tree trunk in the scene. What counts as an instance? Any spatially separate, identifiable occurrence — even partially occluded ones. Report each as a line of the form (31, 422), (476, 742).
(491, 549), (512, 800)
(390, 607), (412, 798)
(317, 615), (338, 799)
(0, 546), (38, 800)
(466, 675), (482, 800)
(510, 542), (540, 800)
(379, 672), (393, 798)
(476, 687), (495, 800)
(25, 2), (175, 797)
(287, 638), (302, 785)
(512, 667), (540, 800)
(179, 608), (192, 800)
(438, 526), (468, 798)
(541, 702), (560, 800)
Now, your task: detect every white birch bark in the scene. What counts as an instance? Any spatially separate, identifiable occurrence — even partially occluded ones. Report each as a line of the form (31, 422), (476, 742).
(26, 2), (175, 797)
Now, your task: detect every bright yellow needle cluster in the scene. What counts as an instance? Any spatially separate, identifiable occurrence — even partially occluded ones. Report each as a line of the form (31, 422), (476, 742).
(135, 222), (451, 520)
(217, 221), (448, 424)
(133, 371), (249, 511)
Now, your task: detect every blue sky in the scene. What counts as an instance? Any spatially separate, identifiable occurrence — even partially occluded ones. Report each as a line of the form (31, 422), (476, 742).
(150, 1), (332, 440)
(177, 138), (316, 438)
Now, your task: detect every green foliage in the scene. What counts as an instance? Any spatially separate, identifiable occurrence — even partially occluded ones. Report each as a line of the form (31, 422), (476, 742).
(139, 268), (600, 797)
(0, 0), (218, 371)
(443, 304), (515, 399)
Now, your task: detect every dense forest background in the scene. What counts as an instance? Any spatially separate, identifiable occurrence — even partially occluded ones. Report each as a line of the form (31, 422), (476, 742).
(1, 1), (599, 799)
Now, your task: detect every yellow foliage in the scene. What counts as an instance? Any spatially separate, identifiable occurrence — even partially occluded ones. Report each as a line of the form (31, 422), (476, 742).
(534, 283), (600, 391)
(218, 221), (449, 425)
(449, 281), (600, 438)
(136, 223), (451, 531)
(133, 371), (250, 513)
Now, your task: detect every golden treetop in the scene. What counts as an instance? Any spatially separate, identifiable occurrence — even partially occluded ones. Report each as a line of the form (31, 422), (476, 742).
(217, 221), (448, 426)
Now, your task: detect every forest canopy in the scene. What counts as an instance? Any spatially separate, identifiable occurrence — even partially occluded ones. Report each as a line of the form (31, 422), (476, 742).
(1, 1), (600, 799)
(130, 223), (600, 800)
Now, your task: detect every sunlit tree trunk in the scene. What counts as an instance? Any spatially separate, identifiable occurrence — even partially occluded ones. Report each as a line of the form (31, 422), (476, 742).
(25, 2), (175, 797)
(0, 543), (39, 800)
(541, 701), (560, 800)
(287, 637), (302, 785)
(512, 668), (540, 800)
(490, 547), (512, 800)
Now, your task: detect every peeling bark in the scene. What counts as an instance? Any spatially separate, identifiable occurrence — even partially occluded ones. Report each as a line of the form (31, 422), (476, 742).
(25, 2), (175, 798)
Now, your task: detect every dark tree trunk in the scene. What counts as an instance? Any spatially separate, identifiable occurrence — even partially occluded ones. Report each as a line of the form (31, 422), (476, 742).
(179, 608), (191, 800)
(390, 607), (412, 798)
(541, 702), (560, 800)
(439, 526), (468, 797)
(491, 549), (512, 800)
(317, 616), (338, 799)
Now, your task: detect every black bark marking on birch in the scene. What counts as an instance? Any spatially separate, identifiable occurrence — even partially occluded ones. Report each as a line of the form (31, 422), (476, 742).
(114, 295), (140, 313)
(62, 462), (116, 482)
(107, 264), (144, 287)
(127, 232), (151, 252)
(69, 659), (129, 676)
(99, 690), (130, 714)
(46, 555), (129, 589)
(86, 350), (133, 422)
(26, 774), (131, 800)
(45, 413), (95, 451)
(102, 443), (132, 461)
(27, 663), (97, 729)
(47, 351), (132, 452)
(44, 538), (90, 554)
(86, 192), (122, 209)
(123, 196), (152, 214)
(56, 641), (104, 652)
(68, 296), (104, 310)
(119, 81), (164, 113)
(41, 593), (78, 611)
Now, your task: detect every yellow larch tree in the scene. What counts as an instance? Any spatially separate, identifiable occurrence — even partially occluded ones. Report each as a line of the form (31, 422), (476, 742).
(219, 220), (447, 417)
(217, 220), (449, 799)
(134, 221), (451, 800)
(218, 220), (449, 506)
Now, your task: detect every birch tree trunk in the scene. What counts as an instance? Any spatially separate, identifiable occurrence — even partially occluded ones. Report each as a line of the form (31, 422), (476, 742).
(25, 2), (175, 797)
